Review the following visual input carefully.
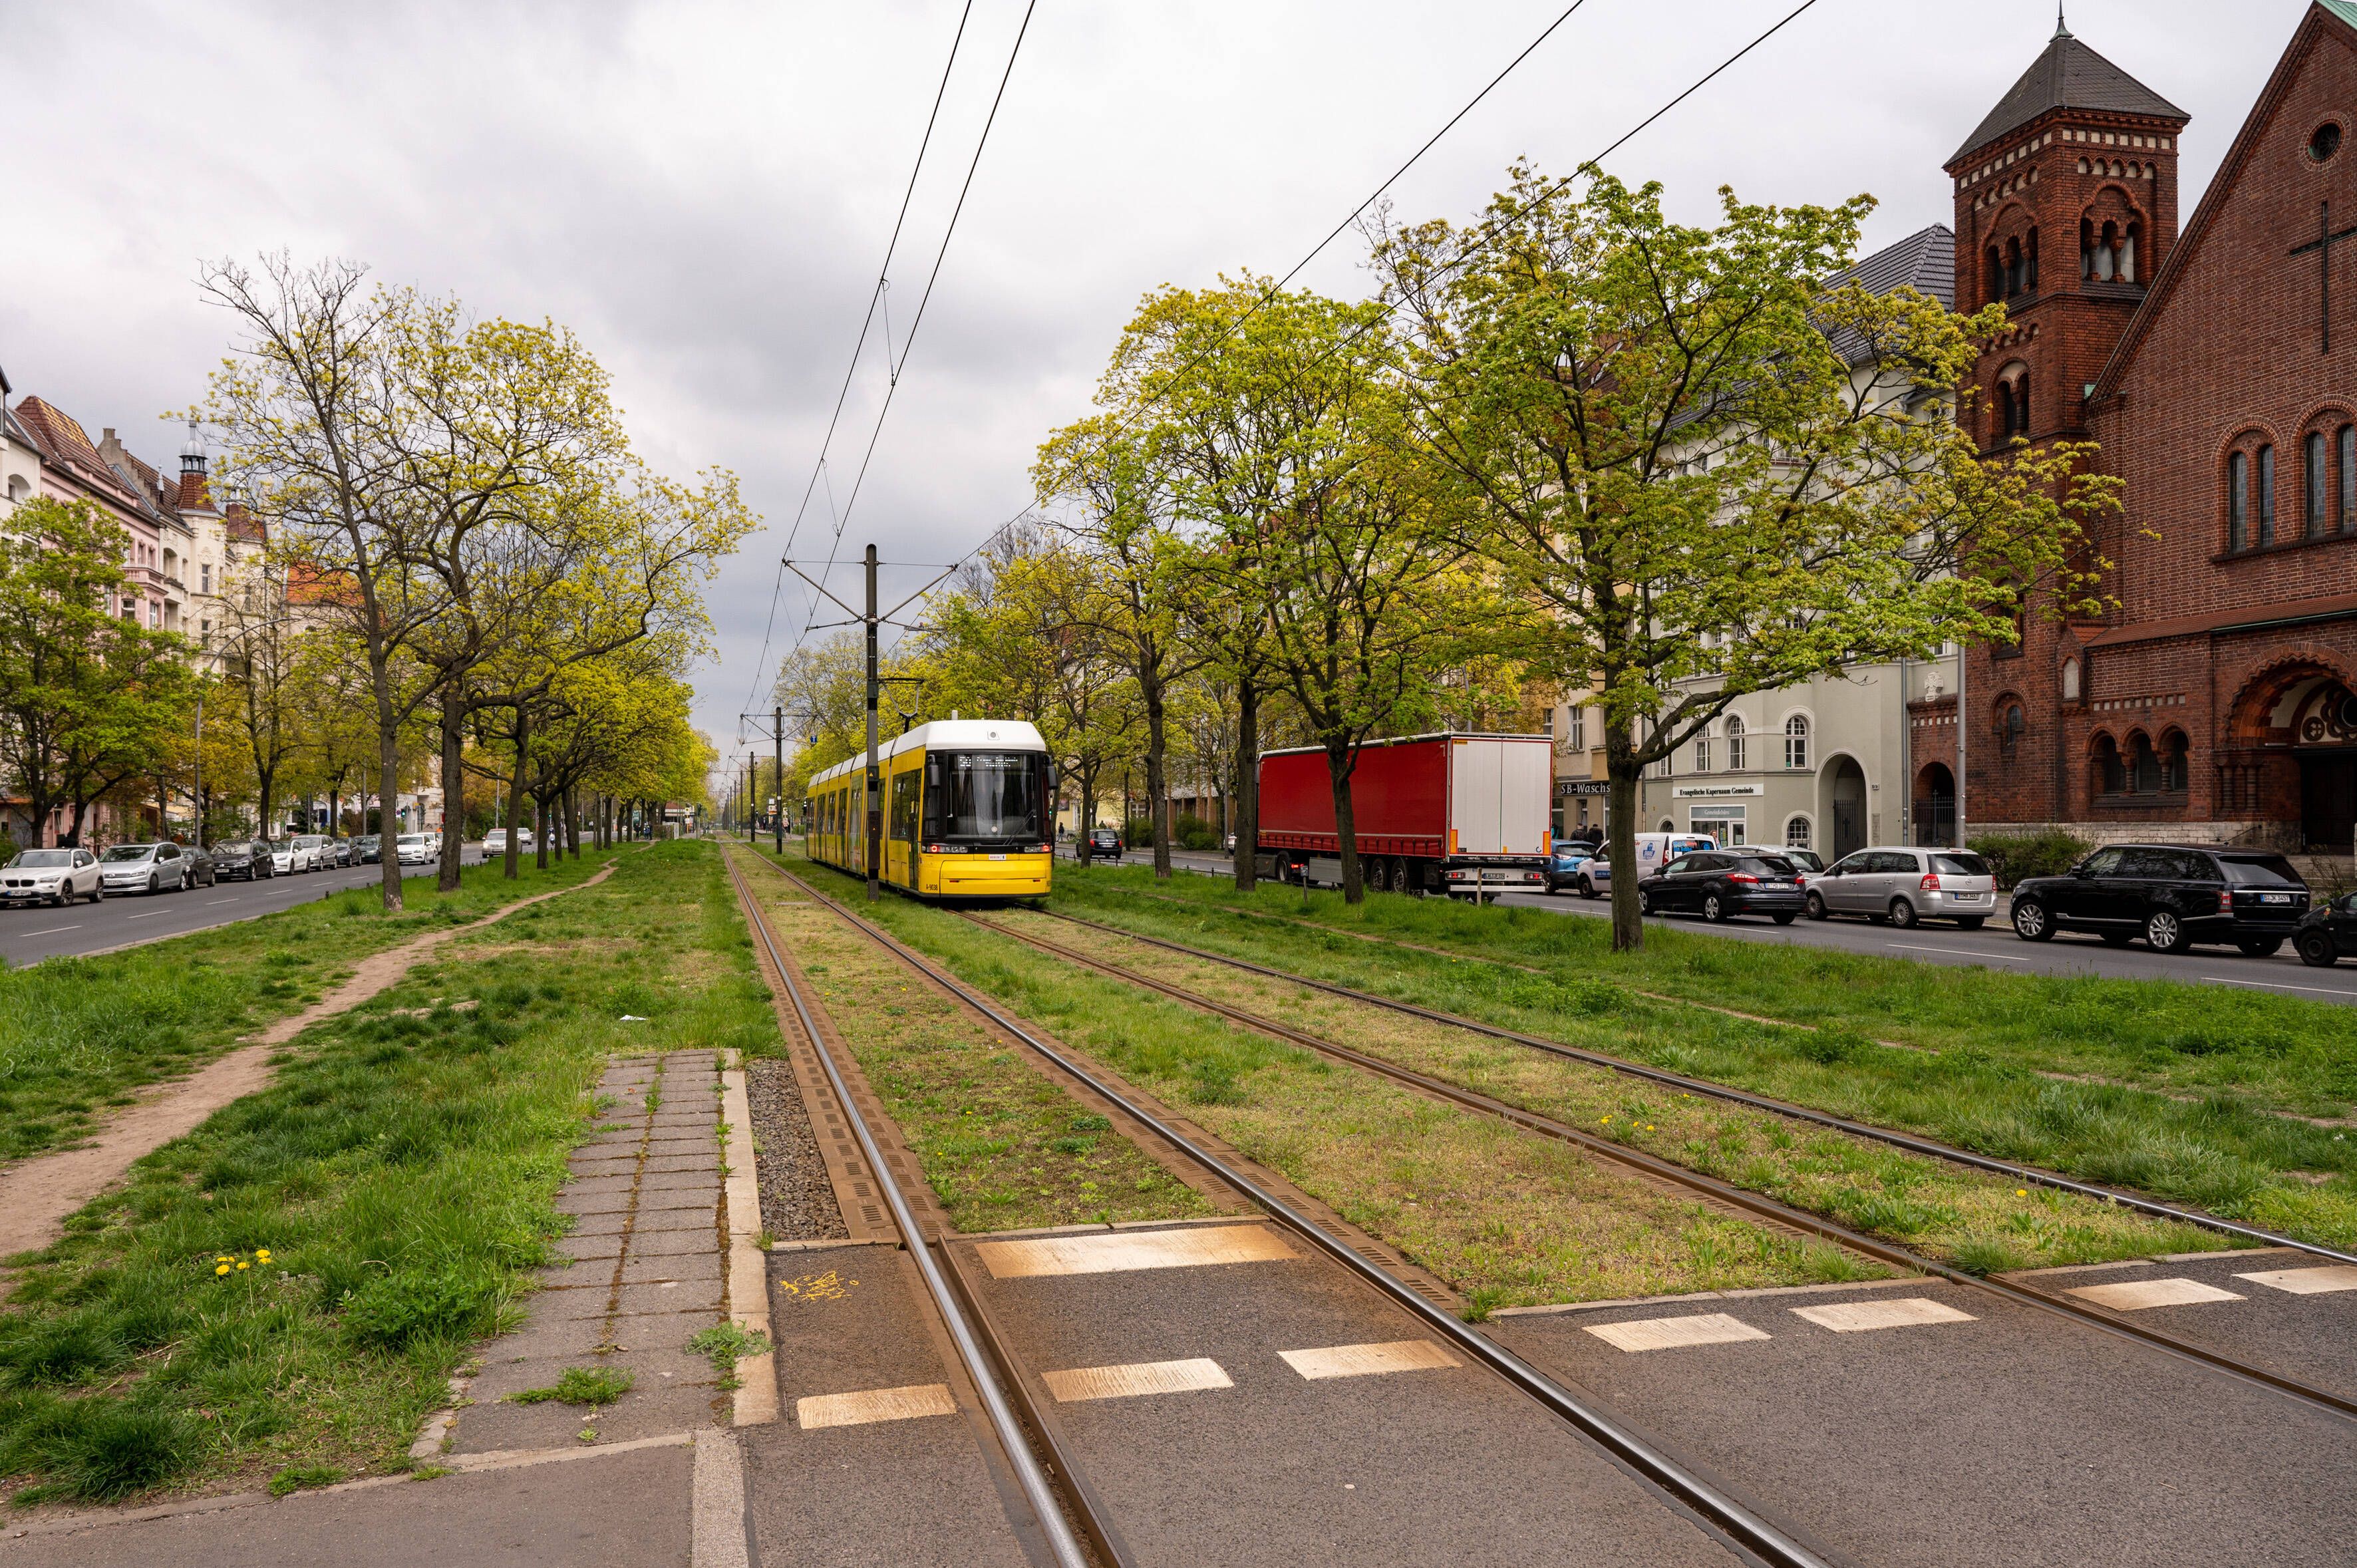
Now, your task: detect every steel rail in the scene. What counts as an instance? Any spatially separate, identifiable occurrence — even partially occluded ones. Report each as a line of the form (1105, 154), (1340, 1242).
(720, 852), (1104, 1568)
(745, 853), (1836, 1568)
(963, 910), (2357, 1424)
(1044, 903), (2357, 1268)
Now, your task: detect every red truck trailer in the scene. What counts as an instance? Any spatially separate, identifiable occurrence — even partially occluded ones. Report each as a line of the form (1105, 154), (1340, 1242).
(1255, 732), (1553, 896)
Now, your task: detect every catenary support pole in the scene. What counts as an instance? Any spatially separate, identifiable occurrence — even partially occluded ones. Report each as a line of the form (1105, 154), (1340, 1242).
(865, 543), (881, 902)
(774, 705), (785, 856)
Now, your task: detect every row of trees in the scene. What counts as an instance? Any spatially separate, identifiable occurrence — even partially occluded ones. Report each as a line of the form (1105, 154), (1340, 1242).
(197, 255), (750, 906)
(783, 166), (2118, 945)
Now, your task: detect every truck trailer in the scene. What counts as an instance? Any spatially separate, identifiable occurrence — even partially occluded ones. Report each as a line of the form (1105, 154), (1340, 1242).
(1255, 732), (1553, 896)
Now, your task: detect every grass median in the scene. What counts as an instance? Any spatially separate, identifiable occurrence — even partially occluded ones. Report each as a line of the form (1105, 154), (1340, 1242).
(1049, 862), (2357, 1251)
(0, 841), (776, 1507)
(0, 854), (621, 1167)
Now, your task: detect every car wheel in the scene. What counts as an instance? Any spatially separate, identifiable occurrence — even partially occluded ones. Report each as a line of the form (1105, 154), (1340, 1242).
(1704, 892), (1728, 923)
(2236, 937), (2284, 957)
(147, 873), (158, 894)
(1579, 877), (1596, 900)
(1887, 897), (1917, 929)
(1805, 891), (1829, 921)
(1772, 911), (1798, 925)
(1955, 917), (1985, 931)
(90, 884), (102, 903)
(2296, 929), (2339, 968)
(2145, 908), (2189, 955)
(2012, 899), (2052, 941)
(1636, 886), (1654, 917)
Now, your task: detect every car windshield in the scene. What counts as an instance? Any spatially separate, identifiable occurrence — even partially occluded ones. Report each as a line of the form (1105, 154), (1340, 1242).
(1931, 853), (1990, 877)
(10, 850), (73, 868)
(1780, 849), (1824, 871)
(100, 845), (156, 862)
(2221, 856), (2303, 887)
(1735, 856), (1797, 874)
(399, 836), (427, 846)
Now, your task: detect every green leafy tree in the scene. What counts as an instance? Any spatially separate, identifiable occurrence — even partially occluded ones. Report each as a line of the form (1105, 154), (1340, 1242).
(1376, 166), (2119, 947)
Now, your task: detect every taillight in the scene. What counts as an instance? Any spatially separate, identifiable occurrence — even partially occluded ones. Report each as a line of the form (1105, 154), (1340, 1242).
(1728, 873), (1759, 885)
(1030, 844), (1052, 855)
(2219, 889), (2233, 912)
(924, 844), (947, 854)
(1919, 872), (1942, 892)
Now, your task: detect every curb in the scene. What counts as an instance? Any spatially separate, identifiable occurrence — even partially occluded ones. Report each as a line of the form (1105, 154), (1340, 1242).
(718, 1048), (779, 1427)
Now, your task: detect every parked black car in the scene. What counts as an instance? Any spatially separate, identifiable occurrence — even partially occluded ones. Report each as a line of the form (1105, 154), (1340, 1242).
(2010, 844), (2310, 955)
(209, 840), (277, 881)
(1635, 850), (1807, 924)
(2294, 893), (2357, 967)
(1078, 827), (1124, 863)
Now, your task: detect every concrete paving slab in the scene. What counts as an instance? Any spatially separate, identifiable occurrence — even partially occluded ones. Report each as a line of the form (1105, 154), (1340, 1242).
(5, 1442), (693, 1568)
(622, 1255), (722, 1287)
(450, 1378), (720, 1452)
(553, 1233), (625, 1263)
(615, 1281), (722, 1316)
(631, 1227), (720, 1257)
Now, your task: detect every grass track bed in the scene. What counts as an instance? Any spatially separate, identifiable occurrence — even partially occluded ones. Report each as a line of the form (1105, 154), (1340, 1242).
(0, 841), (778, 1507)
(1050, 864), (2357, 1251)
(0, 854), (619, 1166)
(778, 855), (1908, 1313)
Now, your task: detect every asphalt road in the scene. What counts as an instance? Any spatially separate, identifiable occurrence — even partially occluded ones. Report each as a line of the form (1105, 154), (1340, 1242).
(0, 851), (486, 967)
(1062, 845), (2357, 1005)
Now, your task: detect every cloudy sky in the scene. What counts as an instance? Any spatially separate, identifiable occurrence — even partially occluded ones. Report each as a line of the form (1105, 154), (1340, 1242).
(0, 0), (2318, 775)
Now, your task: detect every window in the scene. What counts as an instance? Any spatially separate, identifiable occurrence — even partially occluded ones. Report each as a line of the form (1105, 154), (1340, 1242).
(2159, 730), (2189, 792)
(1783, 715), (1810, 770)
(1997, 701), (2026, 750)
(2060, 658), (2082, 703)
(2312, 122), (2344, 163)
(1784, 815), (1811, 850)
(1725, 713), (1746, 771)
(2342, 425), (2356, 532)
(1566, 705), (1585, 750)
(2259, 444), (2276, 546)
(201, 563), (212, 593)
(2129, 733), (2161, 792)
(2308, 430), (2330, 538)
(1689, 808), (1745, 844)
(1694, 727), (1712, 774)
(2093, 734), (2124, 794)
(2229, 450), (2249, 551)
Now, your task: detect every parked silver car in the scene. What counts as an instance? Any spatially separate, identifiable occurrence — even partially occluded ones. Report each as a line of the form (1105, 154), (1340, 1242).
(290, 834), (330, 872)
(99, 841), (196, 895)
(1, 848), (103, 905)
(1805, 846), (1996, 929)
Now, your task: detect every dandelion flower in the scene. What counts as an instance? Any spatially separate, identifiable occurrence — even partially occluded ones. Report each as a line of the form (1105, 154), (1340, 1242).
(2016, 1189), (2028, 1197)
(237, 1261), (250, 1271)
(216, 1264), (231, 1275)
(217, 1255), (234, 1264)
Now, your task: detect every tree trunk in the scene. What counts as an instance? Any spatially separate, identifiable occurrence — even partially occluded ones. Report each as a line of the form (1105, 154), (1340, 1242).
(1324, 744), (1363, 903)
(1233, 679), (1259, 893)
(437, 692), (466, 892)
(564, 790), (580, 858)
(1143, 677), (1172, 879)
(535, 795), (550, 869)
(1606, 738), (1643, 952)
(503, 708), (528, 880)
(373, 651), (404, 911)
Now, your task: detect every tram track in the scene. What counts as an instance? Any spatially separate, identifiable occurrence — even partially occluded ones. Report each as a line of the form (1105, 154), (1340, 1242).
(732, 848), (1835, 1568)
(965, 903), (2357, 1422)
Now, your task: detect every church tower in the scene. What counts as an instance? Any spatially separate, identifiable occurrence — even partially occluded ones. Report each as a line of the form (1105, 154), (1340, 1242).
(1947, 16), (2187, 452)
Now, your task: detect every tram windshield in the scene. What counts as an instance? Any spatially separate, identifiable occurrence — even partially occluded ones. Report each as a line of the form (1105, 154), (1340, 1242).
(931, 752), (1045, 844)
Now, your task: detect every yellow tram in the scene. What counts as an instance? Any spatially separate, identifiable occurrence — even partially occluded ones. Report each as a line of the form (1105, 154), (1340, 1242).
(804, 718), (1053, 899)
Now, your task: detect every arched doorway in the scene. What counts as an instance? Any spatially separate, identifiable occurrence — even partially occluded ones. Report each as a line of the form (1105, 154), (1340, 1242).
(1913, 762), (1955, 847)
(2227, 662), (2357, 850)
(1821, 756), (1868, 860)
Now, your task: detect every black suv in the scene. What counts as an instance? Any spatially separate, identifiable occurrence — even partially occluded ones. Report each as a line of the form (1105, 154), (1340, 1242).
(2010, 844), (2310, 955)
(1078, 827), (1124, 863)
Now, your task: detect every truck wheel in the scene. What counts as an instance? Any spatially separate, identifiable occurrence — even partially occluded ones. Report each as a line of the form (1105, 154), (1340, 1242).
(1389, 860), (1410, 895)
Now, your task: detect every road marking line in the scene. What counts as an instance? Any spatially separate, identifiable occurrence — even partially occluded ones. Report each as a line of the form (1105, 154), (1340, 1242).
(2203, 975), (2357, 997)
(1791, 1297), (1976, 1333)
(1279, 1340), (1461, 1380)
(1887, 943), (2029, 961)
(22, 925), (81, 936)
(1041, 1358), (1232, 1403)
(974, 1223), (1294, 1279)
(794, 1383), (956, 1429)
(207, 898), (237, 905)
(125, 913), (158, 920)
(1584, 1313), (1772, 1352)
(2235, 1265), (2357, 1295)
(2067, 1277), (2245, 1311)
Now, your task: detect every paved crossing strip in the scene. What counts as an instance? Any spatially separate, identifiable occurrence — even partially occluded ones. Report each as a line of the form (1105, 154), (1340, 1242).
(2066, 1277), (2246, 1311)
(796, 1382), (959, 1430)
(1790, 1297), (1976, 1333)
(1585, 1313), (1773, 1352)
(2235, 1265), (2357, 1295)
(1042, 1358), (1234, 1402)
(973, 1223), (1295, 1279)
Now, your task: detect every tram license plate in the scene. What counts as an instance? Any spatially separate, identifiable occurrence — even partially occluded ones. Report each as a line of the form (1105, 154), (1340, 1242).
(988, 853), (1007, 862)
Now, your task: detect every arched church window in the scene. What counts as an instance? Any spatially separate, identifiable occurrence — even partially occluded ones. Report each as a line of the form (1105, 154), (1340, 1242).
(1996, 701), (2026, 752)
(2159, 730), (2189, 793)
(2307, 430), (2330, 538)
(2120, 222), (2139, 283)
(2128, 733), (2161, 793)
(2094, 222), (2118, 282)
(2026, 228), (2039, 291)
(1986, 246), (2004, 303)
(2258, 444), (2276, 547)
(2060, 658), (2082, 703)
(2229, 450), (2249, 551)
(2003, 237), (2024, 297)
(2341, 424), (2356, 533)
(1783, 715), (1810, 771)
(2092, 734), (2124, 795)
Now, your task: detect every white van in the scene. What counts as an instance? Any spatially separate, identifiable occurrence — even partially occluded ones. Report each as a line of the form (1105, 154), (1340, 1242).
(1573, 834), (1718, 899)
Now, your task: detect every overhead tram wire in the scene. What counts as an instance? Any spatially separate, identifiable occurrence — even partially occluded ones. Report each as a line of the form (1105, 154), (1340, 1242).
(922, 0), (1820, 592)
(740, 1), (979, 723)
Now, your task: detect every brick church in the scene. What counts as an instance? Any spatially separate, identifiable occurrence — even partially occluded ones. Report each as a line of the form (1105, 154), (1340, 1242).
(1950, 1), (2357, 856)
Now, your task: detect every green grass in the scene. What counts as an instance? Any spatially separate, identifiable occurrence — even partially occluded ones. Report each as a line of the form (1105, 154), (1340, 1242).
(0, 841), (780, 1507)
(739, 862), (1209, 1233)
(0, 852), (622, 1166)
(508, 1366), (634, 1407)
(1045, 862), (2357, 1250)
